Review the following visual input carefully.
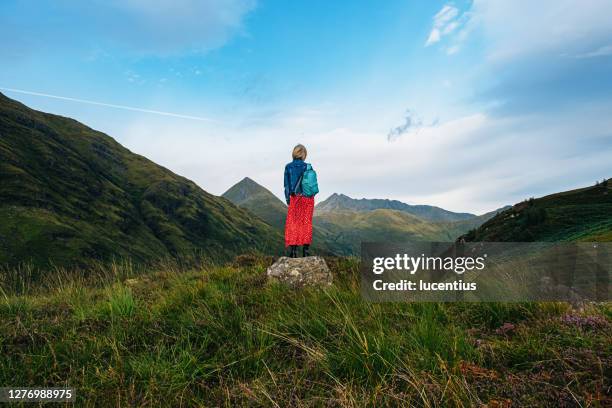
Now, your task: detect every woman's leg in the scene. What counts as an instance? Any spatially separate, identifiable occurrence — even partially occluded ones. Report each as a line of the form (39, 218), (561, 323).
(289, 245), (298, 258)
(302, 244), (310, 257)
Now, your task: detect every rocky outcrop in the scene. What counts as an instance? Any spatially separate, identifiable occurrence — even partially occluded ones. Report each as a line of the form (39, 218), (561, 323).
(267, 256), (332, 288)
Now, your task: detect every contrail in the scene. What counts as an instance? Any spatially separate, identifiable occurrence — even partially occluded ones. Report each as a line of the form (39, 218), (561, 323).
(0, 87), (216, 122)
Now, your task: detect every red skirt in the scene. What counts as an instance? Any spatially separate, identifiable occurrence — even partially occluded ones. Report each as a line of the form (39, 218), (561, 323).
(285, 194), (314, 246)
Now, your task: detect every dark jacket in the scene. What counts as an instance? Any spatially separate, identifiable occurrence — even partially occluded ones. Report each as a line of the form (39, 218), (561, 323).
(284, 159), (307, 204)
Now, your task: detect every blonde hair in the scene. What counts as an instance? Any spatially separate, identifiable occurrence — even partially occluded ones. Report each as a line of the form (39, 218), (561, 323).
(292, 144), (307, 160)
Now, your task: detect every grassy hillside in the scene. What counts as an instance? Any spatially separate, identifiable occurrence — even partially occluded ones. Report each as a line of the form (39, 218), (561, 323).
(313, 209), (459, 255)
(0, 92), (282, 267)
(316, 193), (476, 222)
(1, 257), (609, 406)
(462, 181), (612, 242)
(312, 207), (506, 256)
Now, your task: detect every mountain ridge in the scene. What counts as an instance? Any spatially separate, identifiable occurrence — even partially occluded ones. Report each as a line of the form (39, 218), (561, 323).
(316, 192), (476, 222)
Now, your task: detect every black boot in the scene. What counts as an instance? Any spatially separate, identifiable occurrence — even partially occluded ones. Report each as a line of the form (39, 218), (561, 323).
(302, 244), (310, 257)
(289, 245), (297, 258)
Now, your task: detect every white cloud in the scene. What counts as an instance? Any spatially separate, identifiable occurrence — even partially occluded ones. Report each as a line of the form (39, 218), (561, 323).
(1, 0), (257, 57)
(466, 0), (612, 60)
(425, 5), (459, 46)
(424, 4), (474, 55)
(425, 29), (441, 46)
(426, 1), (612, 59)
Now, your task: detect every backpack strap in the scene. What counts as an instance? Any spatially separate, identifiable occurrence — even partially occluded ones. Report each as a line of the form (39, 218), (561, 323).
(295, 163), (308, 194)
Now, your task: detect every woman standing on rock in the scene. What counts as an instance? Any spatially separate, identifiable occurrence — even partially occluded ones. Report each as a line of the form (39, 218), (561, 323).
(284, 144), (319, 257)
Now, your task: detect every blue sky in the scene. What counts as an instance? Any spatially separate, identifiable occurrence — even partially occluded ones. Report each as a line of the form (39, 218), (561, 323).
(1, 0), (611, 213)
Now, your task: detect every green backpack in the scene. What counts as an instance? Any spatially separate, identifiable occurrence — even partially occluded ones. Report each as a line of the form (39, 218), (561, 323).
(298, 163), (319, 197)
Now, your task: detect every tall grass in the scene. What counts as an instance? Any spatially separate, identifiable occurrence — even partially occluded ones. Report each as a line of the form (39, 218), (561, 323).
(0, 252), (217, 296)
(0, 256), (609, 406)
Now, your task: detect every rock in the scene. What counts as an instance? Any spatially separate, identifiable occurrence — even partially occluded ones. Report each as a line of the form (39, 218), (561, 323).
(267, 256), (332, 287)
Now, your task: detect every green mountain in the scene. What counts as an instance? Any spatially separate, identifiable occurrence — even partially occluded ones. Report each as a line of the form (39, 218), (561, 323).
(0, 92), (282, 267)
(316, 193), (476, 222)
(222, 177), (287, 230)
(461, 180), (612, 242)
(313, 208), (459, 255)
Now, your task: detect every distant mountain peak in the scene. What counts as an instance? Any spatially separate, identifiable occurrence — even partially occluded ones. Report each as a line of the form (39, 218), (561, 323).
(222, 177), (287, 229)
(323, 193), (346, 201)
(223, 177), (282, 205)
(240, 176), (257, 184)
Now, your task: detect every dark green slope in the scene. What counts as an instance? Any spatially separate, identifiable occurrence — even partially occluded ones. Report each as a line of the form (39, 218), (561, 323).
(0, 92), (282, 267)
(316, 193), (475, 222)
(461, 181), (612, 242)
